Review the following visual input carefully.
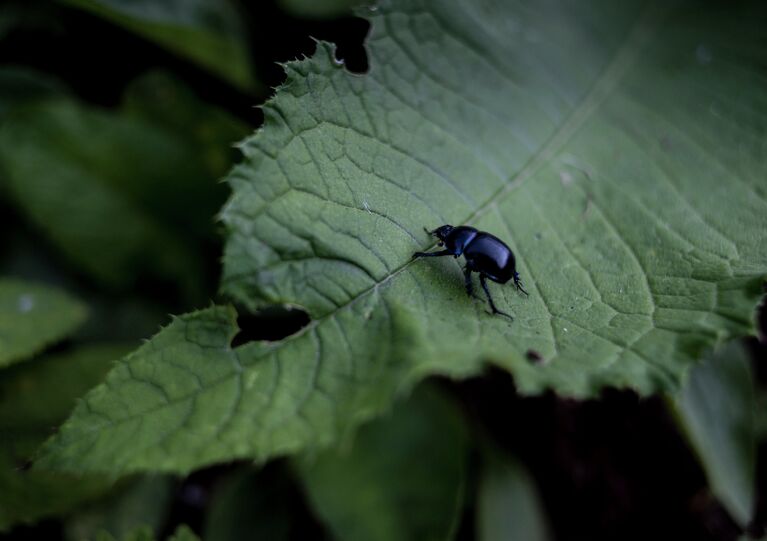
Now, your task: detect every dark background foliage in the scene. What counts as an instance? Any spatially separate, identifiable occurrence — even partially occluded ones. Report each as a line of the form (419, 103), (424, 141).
(0, 1), (764, 540)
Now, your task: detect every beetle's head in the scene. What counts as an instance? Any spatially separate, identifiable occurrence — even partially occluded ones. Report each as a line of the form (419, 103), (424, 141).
(427, 225), (454, 245)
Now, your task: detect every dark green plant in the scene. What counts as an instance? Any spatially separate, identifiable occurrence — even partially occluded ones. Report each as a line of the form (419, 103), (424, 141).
(0, 0), (764, 539)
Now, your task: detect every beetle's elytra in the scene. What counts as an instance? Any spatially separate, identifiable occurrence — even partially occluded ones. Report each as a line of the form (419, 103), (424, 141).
(412, 225), (528, 320)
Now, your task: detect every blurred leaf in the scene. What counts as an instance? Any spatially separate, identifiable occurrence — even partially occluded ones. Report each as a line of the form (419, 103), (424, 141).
(0, 74), (248, 301)
(122, 71), (250, 185)
(60, 0), (256, 91)
(0, 1), (57, 41)
(95, 524), (197, 541)
(277, 0), (360, 19)
(477, 453), (551, 541)
(203, 468), (290, 541)
(0, 447), (108, 533)
(0, 343), (131, 531)
(0, 66), (67, 120)
(168, 525), (199, 541)
(295, 385), (468, 541)
(65, 475), (175, 541)
(674, 341), (757, 527)
(0, 227), (170, 346)
(0, 67), (67, 234)
(0, 278), (87, 368)
(94, 526), (151, 541)
(0, 99), (201, 296)
(757, 391), (767, 441)
(36, 0), (767, 475)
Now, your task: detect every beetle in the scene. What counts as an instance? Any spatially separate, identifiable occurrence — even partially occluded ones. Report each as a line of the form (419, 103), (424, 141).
(412, 224), (528, 320)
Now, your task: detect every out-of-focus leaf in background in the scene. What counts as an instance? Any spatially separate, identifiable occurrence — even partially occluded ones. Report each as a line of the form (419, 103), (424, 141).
(0, 67), (68, 120)
(94, 523), (199, 541)
(58, 0), (257, 92)
(0, 72), (249, 304)
(674, 341), (758, 528)
(0, 344), (131, 531)
(0, 1), (56, 43)
(294, 385), (468, 541)
(0, 278), (87, 368)
(35, 0), (767, 477)
(203, 468), (291, 541)
(477, 452), (551, 541)
(168, 524), (199, 541)
(277, 0), (360, 19)
(65, 475), (176, 541)
(121, 72), (248, 184)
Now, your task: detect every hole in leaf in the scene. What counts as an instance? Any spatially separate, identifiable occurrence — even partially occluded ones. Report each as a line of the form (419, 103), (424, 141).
(244, 3), (370, 86)
(526, 349), (544, 364)
(231, 305), (311, 346)
(329, 17), (370, 74)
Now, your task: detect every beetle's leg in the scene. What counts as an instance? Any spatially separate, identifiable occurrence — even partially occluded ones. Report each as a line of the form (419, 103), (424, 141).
(463, 267), (474, 298)
(513, 273), (529, 296)
(480, 274), (513, 320)
(412, 249), (452, 260)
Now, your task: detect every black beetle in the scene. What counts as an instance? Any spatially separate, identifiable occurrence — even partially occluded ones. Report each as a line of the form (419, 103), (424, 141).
(412, 225), (528, 319)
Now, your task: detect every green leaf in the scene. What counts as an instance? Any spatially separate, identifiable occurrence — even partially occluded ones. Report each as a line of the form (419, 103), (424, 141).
(203, 468), (291, 541)
(757, 391), (767, 441)
(36, 0), (767, 476)
(94, 524), (198, 541)
(0, 343), (132, 531)
(59, 0), (256, 91)
(221, 0), (766, 396)
(35, 307), (244, 474)
(168, 525), (199, 541)
(0, 66), (67, 119)
(0, 278), (87, 368)
(0, 99), (201, 294)
(277, 0), (360, 19)
(65, 475), (175, 541)
(477, 453), (551, 541)
(295, 385), (468, 541)
(121, 72), (250, 186)
(0, 75), (248, 299)
(673, 341), (757, 527)
(0, 1), (57, 42)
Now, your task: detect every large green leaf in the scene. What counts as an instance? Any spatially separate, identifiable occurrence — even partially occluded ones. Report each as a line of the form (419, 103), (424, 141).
(36, 0), (767, 475)
(221, 0), (766, 396)
(60, 0), (256, 91)
(294, 385), (468, 541)
(0, 343), (131, 530)
(0, 278), (87, 368)
(673, 341), (758, 527)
